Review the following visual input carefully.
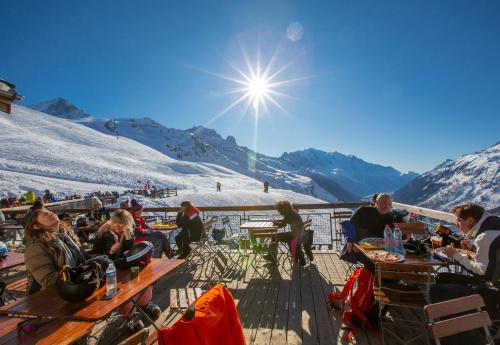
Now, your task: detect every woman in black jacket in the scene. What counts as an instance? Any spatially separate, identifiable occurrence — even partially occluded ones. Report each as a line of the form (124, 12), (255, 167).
(92, 209), (160, 332)
(272, 200), (307, 266)
(175, 201), (203, 259)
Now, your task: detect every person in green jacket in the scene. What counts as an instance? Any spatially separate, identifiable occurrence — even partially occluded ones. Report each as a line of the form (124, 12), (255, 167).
(23, 191), (36, 204)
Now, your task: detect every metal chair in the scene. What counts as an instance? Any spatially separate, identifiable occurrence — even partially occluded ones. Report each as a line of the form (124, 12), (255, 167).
(424, 294), (494, 345)
(338, 220), (360, 280)
(184, 217), (217, 271)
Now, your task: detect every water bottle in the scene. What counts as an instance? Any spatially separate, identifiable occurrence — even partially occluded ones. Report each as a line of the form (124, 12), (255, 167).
(384, 225), (393, 252)
(105, 262), (117, 297)
(393, 226), (403, 254)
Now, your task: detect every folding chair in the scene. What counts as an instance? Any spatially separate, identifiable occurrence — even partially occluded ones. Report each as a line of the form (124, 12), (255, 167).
(184, 217), (217, 270)
(374, 262), (434, 345)
(424, 294), (495, 345)
(338, 220), (360, 280)
(213, 216), (249, 272)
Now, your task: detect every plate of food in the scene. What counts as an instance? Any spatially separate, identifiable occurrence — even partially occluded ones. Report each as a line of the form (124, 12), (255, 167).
(366, 250), (405, 263)
(152, 223), (177, 230)
(433, 247), (475, 261)
(359, 237), (385, 250)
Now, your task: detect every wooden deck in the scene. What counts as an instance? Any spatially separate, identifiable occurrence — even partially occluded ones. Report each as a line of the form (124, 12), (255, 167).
(86, 251), (430, 345)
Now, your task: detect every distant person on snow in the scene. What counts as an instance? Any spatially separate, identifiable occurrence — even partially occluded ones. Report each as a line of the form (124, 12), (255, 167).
(263, 181), (269, 193)
(216, 181), (221, 192)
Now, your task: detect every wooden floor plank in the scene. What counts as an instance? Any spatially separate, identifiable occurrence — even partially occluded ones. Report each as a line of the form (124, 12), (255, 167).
(287, 264), (303, 345)
(269, 278), (291, 345)
(308, 263), (337, 345)
(252, 283), (280, 345)
(301, 266), (320, 345)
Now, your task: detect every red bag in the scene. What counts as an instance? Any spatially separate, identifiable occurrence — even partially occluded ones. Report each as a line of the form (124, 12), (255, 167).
(328, 268), (376, 341)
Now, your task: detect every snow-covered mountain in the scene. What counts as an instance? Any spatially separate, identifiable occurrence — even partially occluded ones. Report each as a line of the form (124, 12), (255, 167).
(31, 98), (90, 120)
(0, 105), (326, 207)
(279, 148), (418, 198)
(394, 142), (499, 211)
(29, 98), (418, 201)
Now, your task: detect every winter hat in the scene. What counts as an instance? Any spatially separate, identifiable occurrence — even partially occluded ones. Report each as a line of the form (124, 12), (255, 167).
(120, 199), (130, 209)
(91, 196), (103, 209)
(131, 199), (138, 207)
(131, 202), (144, 213)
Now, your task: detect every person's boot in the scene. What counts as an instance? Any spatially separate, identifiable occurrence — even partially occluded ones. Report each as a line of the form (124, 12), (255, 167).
(142, 302), (161, 321)
(127, 315), (144, 333)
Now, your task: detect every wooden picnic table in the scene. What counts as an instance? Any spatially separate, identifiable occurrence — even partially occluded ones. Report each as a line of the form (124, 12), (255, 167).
(0, 258), (184, 322)
(0, 252), (25, 272)
(0, 315), (95, 345)
(354, 243), (447, 266)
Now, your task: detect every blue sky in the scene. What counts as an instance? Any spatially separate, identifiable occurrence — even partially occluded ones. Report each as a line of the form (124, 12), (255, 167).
(2, 0), (499, 173)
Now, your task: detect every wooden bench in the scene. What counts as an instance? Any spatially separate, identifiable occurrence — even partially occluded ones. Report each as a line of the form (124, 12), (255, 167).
(0, 315), (95, 345)
(118, 328), (150, 345)
(170, 287), (205, 310)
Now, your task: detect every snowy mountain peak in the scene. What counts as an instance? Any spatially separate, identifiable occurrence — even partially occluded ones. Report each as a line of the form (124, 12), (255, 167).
(226, 135), (237, 145)
(30, 98), (90, 119)
(394, 142), (499, 211)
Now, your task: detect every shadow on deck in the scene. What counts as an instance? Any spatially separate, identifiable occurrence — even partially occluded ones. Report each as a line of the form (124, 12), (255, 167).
(92, 252), (427, 345)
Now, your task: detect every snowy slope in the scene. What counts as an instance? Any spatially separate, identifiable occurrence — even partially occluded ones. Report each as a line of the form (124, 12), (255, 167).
(29, 98), (418, 201)
(0, 105), (325, 206)
(394, 142), (499, 211)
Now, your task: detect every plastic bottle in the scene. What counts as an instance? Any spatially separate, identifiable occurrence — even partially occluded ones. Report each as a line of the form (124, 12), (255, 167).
(105, 262), (117, 297)
(384, 225), (393, 252)
(393, 225), (403, 254)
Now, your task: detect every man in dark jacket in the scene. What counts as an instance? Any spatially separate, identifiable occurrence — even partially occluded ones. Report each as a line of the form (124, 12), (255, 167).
(342, 193), (395, 271)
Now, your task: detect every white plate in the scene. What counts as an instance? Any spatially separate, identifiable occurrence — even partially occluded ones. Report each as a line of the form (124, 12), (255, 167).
(366, 250), (405, 263)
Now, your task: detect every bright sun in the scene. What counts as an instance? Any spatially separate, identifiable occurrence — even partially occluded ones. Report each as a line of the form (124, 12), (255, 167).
(246, 75), (270, 109)
(201, 41), (308, 123)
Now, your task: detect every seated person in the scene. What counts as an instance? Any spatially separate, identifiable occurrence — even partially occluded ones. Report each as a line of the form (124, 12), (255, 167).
(431, 203), (500, 298)
(87, 196), (110, 222)
(344, 193), (394, 271)
(130, 202), (173, 258)
(175, 201), (203, 259)
(43, 189), (57, 203)
(24, 209), (87, 294)
(271, 200), (307, 266)
(429, 203), (500, 345)
(93, 209), (160, 332)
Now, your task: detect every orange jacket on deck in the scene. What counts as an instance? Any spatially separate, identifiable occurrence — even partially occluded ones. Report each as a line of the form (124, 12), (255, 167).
(158, 284), (246, 345)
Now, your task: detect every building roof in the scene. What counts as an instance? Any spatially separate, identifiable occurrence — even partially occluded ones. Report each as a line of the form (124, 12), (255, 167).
(0, 79), (23, 101)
